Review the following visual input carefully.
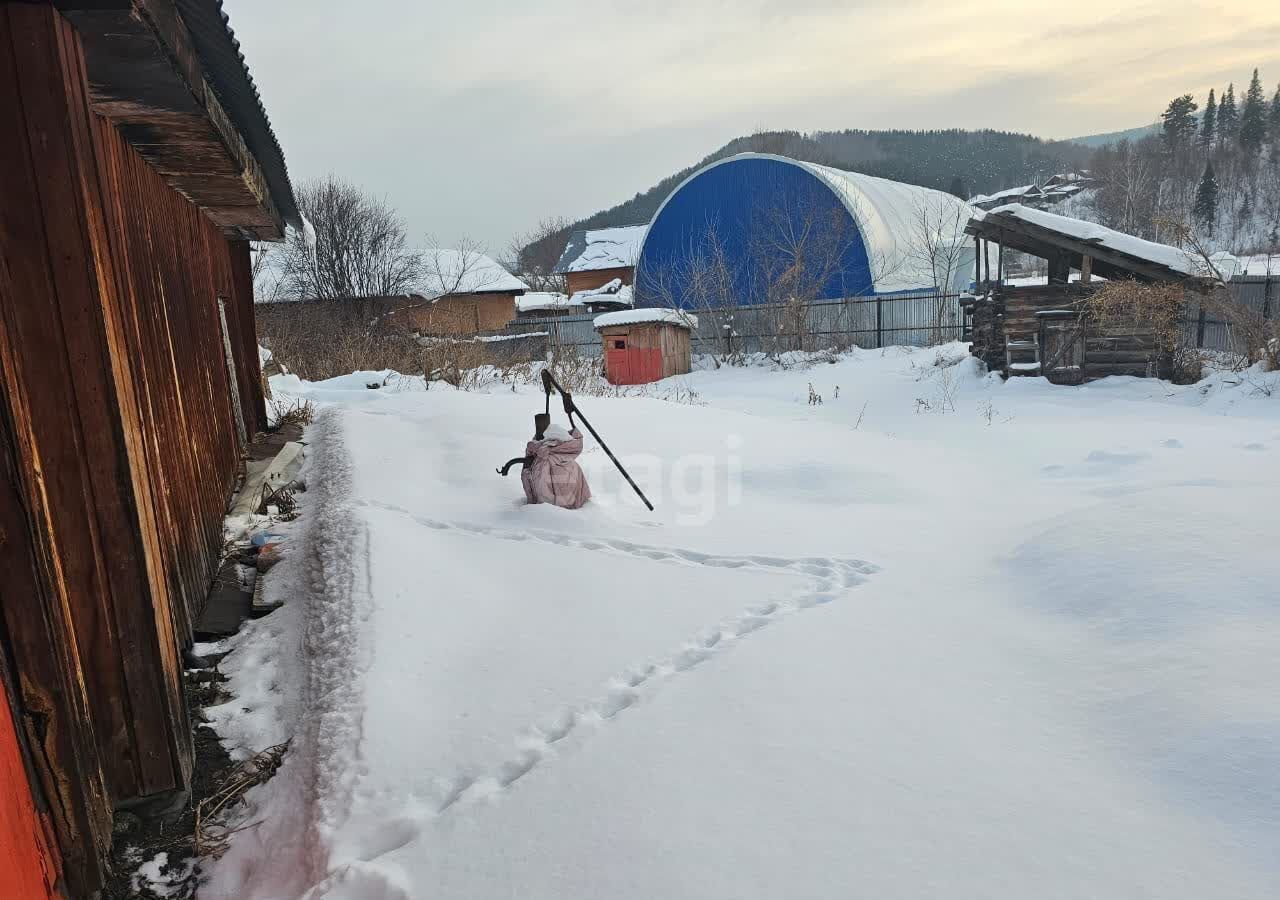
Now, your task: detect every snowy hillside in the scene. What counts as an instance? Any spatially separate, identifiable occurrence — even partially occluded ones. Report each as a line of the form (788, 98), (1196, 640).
(202, 349), (1280, 900)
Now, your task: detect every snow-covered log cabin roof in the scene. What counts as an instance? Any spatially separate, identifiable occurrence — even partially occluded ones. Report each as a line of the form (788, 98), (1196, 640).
(554, 225), (647, 274)
(967, 204), (1205, 284)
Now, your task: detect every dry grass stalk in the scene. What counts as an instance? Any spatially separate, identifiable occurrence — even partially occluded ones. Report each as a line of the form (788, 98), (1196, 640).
(194, 741), (291, 859)
(269, 398), (316, 429)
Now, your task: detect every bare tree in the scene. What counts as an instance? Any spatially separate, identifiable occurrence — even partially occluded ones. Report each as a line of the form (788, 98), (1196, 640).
(1092, 139), (1159, 235)
(746, 190), (873, 354)
(250, 241), (286, 303)
(904, 193), (971, 339)
(376, 237), (514, 335)
(278, 175), (423, 300)
(504, 217), (570, 293)
(420, 237), (504, 297)
(635, 190), (907, 359)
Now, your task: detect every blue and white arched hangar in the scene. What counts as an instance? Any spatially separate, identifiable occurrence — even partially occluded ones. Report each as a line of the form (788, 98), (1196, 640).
(634, 153), (982, 309)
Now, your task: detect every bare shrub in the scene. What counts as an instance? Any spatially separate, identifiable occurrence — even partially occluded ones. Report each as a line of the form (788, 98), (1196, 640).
(257, 300), (423, 381)
(1198, 288), (1280, 372)
(268, 398), (315, 430)
(1156, 218), (1280, 373)
(1083, 281), (1206, 383)
(905, 193), (971, 340)
(543, 341), (607, 394)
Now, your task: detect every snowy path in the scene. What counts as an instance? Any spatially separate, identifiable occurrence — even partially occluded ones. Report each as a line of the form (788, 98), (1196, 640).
(205, 349), (1280, 900)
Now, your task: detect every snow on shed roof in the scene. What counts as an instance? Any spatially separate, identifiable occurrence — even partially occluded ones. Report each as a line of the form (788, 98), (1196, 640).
(419, 249), (528, 297)
(593, 308), (697, 330)
(974, 205), (1197, 276)
(554, 225), (647, 274)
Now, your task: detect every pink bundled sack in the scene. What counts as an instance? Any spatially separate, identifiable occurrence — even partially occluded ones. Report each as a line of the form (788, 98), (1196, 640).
(521, 423), (591, 509)
(496, 406), (591, 510)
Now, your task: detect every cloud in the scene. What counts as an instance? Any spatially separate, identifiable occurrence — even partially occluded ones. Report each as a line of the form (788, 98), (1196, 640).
(223, 0), (1280, 249)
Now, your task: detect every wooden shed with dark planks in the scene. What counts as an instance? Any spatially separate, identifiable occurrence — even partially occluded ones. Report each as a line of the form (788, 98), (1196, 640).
(554, 224), (645, 296)
(0, 2), (299, 895)
(961, 204), (1208, 384)
(594, 309), (696, 385)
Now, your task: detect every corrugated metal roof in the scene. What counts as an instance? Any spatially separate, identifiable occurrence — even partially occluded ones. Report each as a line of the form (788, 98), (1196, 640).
(174, 0), (301, 228)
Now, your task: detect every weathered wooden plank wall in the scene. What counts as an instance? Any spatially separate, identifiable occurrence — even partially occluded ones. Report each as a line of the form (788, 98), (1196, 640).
(0, 11), (265, 892)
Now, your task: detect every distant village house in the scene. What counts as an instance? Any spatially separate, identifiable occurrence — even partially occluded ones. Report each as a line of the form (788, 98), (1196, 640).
(554, 224), (646, 295)
(260, 250), (528, 337)
(392, 249), (527, 334)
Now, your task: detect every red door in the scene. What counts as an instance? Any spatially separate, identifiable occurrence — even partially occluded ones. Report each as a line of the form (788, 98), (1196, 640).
(605, 335), (631, 384)
(605, 335), (664, 385)
(1, 671), (61, 900)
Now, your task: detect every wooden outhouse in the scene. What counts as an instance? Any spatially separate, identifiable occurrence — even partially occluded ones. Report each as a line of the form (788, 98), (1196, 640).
(594, 309), (697, 385)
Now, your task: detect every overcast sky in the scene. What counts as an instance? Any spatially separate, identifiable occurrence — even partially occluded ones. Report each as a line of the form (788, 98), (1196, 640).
(225, 0), (1280, 252)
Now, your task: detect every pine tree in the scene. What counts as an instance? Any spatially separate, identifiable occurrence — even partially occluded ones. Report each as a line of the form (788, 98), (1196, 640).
(1270, 83), (1280, 141)
(1218, 83), (1238, 146)
(1199, 88), (1217, 149)
(948, 175), (967, 199)
(1161, 94), (1198, 150)
(1194, 161), (1219, 232)
(1239, 192), (1252, 228)
(1239, 68), (1267, 153)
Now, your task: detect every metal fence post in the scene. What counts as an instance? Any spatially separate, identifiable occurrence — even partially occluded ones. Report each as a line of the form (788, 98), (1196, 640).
(876, 297), (883, 349)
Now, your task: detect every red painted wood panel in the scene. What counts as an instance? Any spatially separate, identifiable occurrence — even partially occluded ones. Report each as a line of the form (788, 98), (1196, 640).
(0, 674), (60, 900)
(606, 346), (663, 385)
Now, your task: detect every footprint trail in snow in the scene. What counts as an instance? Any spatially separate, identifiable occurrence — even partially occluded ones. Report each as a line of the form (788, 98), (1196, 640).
(361, 499), (878, 817)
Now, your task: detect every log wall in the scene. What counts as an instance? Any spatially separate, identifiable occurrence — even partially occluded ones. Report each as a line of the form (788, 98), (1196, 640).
(970, 283), (1163, 382)
(0, 6), (265, 892)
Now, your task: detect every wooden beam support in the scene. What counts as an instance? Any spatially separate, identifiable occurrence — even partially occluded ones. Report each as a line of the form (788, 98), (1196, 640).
(1048, 252), (1071, 285)
(56, 0), (285, 239)
(970, 212), (1189, 284)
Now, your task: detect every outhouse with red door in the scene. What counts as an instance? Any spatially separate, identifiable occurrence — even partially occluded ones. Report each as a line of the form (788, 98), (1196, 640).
(594, 310), (697, 385)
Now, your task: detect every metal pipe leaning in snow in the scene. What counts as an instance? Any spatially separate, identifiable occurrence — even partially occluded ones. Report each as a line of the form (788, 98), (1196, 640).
(540, 369), (655, 512)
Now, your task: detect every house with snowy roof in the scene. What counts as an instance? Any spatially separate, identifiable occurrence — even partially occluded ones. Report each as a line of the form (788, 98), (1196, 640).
(390, 249), (528, 334)
(260, 250), (529, 337)
(969, 172), (1092, 211)
(553, 224), (646, 296)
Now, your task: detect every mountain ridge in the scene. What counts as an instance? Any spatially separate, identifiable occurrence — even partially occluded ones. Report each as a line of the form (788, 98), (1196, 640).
(519, 128), (1096, 272)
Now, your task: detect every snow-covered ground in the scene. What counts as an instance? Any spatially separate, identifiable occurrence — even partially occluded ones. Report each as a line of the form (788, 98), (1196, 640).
(204, 346), (1280, 899)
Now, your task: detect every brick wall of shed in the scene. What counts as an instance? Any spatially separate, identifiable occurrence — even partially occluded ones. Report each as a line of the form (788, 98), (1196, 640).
(0, 8), (265, 890)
